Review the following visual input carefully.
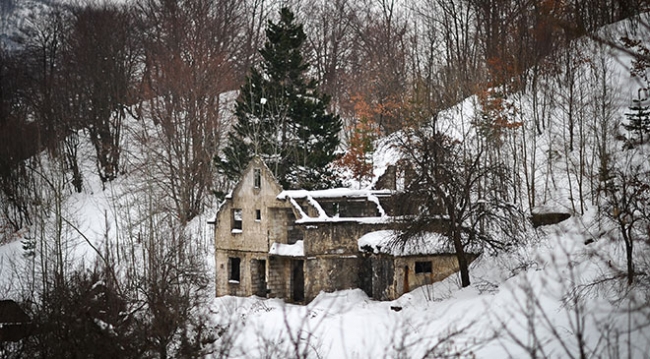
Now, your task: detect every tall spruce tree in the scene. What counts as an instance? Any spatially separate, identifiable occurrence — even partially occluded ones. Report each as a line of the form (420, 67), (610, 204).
(217, 7), (341, 190)
(623, 94), (650, 142)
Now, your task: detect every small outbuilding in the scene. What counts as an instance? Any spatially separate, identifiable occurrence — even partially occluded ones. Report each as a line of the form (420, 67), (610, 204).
(0, 299), (32, 342)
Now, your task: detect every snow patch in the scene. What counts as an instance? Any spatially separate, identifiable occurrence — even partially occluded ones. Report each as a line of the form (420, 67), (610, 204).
(269, 240), (304, 257)
(358, 230), (459, 256)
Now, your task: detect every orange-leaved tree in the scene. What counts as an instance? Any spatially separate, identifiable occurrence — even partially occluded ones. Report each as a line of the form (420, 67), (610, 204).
(336, 94), (380, 185)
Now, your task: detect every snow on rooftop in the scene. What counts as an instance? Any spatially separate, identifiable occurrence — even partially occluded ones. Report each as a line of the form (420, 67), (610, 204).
(358, 230), (458, 256)
(277, 188), (392, 200)
(278, 188), (391, 224)
(269, 240), (304, 257)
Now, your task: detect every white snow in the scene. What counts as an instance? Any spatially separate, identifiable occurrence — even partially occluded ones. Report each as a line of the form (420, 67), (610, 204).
(0, 11), (649, 359)
(278, 188), (390, 224)
(277, 188), (392, 200)
(269, 240), (304, 257)
(358, 230), (457, 256)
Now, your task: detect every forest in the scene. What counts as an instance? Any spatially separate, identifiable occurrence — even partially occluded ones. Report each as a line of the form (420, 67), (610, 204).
(1, 0), (650, 357)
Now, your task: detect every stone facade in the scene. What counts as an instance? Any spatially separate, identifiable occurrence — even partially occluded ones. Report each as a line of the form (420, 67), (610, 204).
(213, 158), (477, 303)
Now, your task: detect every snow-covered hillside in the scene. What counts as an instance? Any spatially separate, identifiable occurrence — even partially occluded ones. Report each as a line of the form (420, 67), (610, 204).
(208, 212), (649, 358)
(202, 16), (650, 358)
(2, 8), (650, 359)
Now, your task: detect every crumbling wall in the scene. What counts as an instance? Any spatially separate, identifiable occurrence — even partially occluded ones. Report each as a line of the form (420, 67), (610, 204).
(267, 256), (291, 299)
(304, 256), (362, 301)
(367, 255), (396, 300)
(302, 223), (391, 256)
(269, 207), (303, 245)
(215, 250), (268, 297)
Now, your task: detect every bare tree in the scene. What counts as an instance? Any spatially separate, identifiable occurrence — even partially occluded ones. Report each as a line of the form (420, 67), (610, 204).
(601, 154), (650, 286)
(348, 0), (410, 135)
(302, 0), (357, 115)
(138, 0), (241, 223)
(395, 118), (525, 287)
(64, 3), (140, 185)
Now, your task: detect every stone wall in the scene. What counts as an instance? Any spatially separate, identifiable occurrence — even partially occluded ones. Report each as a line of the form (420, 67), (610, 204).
(304, 256), (362, 301)
(214, 157), (291, 254)
(357, 253), (478, 301)
(215, 249), (269, 297)
(302, 222), (392, 256)
(267, 256), (290, 299)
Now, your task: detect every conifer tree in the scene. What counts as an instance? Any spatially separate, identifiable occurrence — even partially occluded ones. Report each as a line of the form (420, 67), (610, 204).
(217, 7), (341, 190)
(623, 94), (650, 142)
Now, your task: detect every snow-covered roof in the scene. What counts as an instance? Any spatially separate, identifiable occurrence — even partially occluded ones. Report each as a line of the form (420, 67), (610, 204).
(358, 230), (458, 256)
(277, 188), (392, 199)
(277, 188), (391, 224)
(269, 240), (304, 257)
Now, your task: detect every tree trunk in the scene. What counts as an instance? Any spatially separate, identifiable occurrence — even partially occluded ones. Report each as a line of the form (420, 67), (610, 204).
(452, 228), (470, 287)
(625, 235), (634, 286)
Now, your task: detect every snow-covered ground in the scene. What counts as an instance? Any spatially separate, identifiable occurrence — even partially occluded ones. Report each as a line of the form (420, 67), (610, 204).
(207, 211), (650, 358)
(1, 10), (650, 359)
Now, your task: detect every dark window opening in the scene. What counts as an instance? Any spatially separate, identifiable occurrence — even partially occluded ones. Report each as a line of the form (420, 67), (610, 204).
(292, 260), (304, 302)
(415, 261), (432, 274)
(232, 209), (242, 231)
(229, 257), (241, 282)
(255, 209), (261, 221)
(254, 168), (261, 188)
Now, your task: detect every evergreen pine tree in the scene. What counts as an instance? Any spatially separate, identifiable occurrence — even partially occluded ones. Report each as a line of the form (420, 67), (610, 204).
(216, 7), (341, 190)
(623, 94), (650, 142)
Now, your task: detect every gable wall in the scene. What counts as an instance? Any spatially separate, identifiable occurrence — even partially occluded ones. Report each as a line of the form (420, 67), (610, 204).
(214, 158), (293, 297)
(215, 158), (291, 253)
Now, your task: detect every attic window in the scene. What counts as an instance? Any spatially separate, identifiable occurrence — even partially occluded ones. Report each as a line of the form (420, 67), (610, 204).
(254, 168), (261, 188)
(332, 202), (339, 216)
(232, 209), (242, 232)
(415, 261), (432, 274)
(229, 257), (241, 282)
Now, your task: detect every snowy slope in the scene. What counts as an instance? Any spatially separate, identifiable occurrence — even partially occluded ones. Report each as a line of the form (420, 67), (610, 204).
(205, 210), (649, 358)
(202, 16), (650, 359)
(1, 12), (649, 359)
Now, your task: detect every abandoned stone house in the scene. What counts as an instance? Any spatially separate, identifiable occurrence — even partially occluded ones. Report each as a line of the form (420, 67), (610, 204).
(212, 157), (475, 303)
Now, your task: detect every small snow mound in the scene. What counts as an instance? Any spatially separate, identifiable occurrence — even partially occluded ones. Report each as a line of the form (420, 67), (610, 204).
(269, 240), (304, 257)
(308, 289), (371, 310)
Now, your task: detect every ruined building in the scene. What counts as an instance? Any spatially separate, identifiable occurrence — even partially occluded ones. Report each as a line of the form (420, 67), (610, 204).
(212, 157), (477, 303)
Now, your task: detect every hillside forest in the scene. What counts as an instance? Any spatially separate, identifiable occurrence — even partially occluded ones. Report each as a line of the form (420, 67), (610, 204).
(1, 0), (650, 357)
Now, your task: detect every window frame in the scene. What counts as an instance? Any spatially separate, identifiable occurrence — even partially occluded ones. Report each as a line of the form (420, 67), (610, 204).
(253, 168), (261, 189)
(415, 261), (432, 274)
(232, 208), (243, 232)
(229, 257), (241, 283)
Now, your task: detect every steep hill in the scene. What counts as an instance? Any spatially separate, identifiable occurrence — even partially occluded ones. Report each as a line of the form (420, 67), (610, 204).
(1, 8), (649, 359)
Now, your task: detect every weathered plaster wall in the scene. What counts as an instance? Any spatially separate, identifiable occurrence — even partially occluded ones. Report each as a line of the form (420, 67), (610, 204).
(215, 158), (290, 253)
(215, 249), (269, 297)
(214, 158), (294, 298)
(302, 223), (391, 256)
(304, 256), (362, 302)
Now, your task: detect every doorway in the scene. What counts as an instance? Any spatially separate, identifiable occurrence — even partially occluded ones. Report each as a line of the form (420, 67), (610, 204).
(291, 260), (304, 302)
(253, 259), (267, 297)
